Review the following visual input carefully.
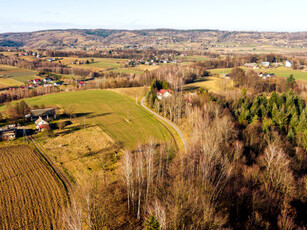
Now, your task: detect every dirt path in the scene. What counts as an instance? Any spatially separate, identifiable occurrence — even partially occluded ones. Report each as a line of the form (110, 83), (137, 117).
(141, 97), (188, 154)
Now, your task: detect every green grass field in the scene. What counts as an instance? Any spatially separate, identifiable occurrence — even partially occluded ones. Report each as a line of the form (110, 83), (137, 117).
(209, 68), (232, 75)
(208, 67), (307, 81)
(265, 67), (307, 81)
(0, 64), (38, 82)
(0, 78), (23, 88)
(3, 90), (173, 149)
(184, 76), (225, 93)
(181, 55), (210, 62)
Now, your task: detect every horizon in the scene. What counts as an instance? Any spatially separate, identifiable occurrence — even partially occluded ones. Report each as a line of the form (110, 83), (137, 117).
(1, 0), (306, 33)
(1, 27), (307, 34)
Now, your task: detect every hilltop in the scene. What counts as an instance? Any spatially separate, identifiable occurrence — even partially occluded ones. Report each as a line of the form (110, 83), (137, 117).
(0, 29), (306, 49)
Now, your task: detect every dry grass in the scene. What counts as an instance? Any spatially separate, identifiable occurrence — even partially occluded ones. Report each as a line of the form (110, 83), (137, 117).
(37, 120), (117, 185)
(0, 77), (23, 88)
(109, 86), (149, 100)
(184, 76), (235, 95)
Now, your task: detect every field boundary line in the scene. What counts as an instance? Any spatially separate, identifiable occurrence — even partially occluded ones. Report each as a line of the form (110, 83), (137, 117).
(29, 135), (73, 199)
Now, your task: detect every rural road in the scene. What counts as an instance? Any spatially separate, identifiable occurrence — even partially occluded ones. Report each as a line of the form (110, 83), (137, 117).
(141, 97), (188, 154)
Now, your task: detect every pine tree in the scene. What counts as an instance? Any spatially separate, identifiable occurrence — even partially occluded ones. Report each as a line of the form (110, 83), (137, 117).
(287, 128), (295, 143)
(272, 104), (279, 125)
(297, 109), (307, 133)
(145, 214), (160, 230)
(290, 112), (299, 132)
(262, 117), (273, 133)
(269, 92), (279, 108)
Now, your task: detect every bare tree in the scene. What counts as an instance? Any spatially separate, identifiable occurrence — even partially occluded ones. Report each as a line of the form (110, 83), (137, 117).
(63, 199), (82, 230)
(261, 144), (294, 195)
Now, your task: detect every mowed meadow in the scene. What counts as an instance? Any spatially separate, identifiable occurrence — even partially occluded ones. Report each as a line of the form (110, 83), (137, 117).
(0, 64), (38, 83)
(55, 57), (160, 75)
(209, 67), (307, 80)
(7, 90), (174, 149)
(0, 145), (68, 229)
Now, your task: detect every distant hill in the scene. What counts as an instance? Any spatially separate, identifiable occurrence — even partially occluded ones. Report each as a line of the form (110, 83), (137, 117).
(0, 29), (306, 49)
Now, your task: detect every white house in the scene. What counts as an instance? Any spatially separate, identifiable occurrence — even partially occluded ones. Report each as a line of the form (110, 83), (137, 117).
(157, 89), (172, 100)
(285, 60), (292, 68)
(244, 63), (259, 69)
(261, 62), (270, 67)
(35, 117), (50, 131)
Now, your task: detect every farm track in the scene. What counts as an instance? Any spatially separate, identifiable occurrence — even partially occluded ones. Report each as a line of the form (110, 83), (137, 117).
(141, 97), (188, 154)
(29, 135), (73, 196)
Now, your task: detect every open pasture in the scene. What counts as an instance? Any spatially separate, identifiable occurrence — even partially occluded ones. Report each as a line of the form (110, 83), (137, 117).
(0, 64), (38, 82)
(208, 67), (307, 81)
(9, 90), (174, 150)
(265, 67), (307, 81)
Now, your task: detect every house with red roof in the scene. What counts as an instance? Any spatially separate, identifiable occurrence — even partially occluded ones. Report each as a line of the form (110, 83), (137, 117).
(157, 89), (172, 100)
(35, 117), (50, 131)
(33, 79), (41, 84)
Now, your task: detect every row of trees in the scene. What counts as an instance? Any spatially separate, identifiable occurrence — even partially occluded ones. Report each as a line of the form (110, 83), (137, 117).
(43, 49), (181, 60)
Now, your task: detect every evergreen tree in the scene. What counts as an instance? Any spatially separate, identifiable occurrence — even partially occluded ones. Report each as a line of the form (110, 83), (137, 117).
(287, 128), (295, 143)
(297, 98), (305, 115)
(290, 112), (299, 131)
(272, 104), (279, 125)
(145, 215), (160, 230)
(262, 117), (273, 133)
(286, 74), (296, 89)
(297, 109), (307, 133)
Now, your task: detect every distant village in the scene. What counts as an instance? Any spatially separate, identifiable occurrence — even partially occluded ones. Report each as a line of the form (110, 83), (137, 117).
(243, 60), (293, 69)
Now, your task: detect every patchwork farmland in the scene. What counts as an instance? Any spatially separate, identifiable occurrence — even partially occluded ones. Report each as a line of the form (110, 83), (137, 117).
(0, 64), (38, 86)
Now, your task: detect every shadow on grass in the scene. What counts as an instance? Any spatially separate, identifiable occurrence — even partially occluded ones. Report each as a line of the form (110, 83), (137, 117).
(59, 142), (123, 166)
(87, 112), (112, 119)
(56, 124), (96, 136)
(184, 77), (212, 91)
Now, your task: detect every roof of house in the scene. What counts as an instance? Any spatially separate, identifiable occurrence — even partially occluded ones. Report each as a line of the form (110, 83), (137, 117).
(158, 89), (172, 95)
(244, 63), (258, 67)
(35, 117), (49, 126)
(30, 108), (55, 118)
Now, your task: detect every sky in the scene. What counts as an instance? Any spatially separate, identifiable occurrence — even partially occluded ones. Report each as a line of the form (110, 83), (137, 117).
(0, 0), (306, 33)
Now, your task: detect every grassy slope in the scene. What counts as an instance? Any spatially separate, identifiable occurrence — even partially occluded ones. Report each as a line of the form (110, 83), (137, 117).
(0, 78), (23, 88)
(0, 64), (38, 82)
(184, 76), (222, 93)
(6, 90), (173, 150)
(208, 67), (307, 81)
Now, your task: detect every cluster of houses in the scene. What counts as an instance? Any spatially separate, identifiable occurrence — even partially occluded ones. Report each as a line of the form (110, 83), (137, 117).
(258, 72), (275, 79)
(243, 60), (292, 69)
(15, 51), (42, 58)
(26, 108), (55, 131)
(223, 71), (275, 80)
(0, 108), (56, 141)
(126, 58), (178, 67)
(26, 77), (63, 88)
(0, 124), (17, 140)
